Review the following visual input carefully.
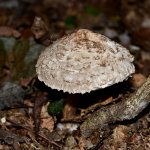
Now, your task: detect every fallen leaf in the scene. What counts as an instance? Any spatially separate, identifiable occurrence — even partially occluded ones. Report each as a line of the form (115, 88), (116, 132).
(113, 125), (129, 143)
(41, 102), (54, 132)
(0, 26), (21, 38)
(130, 73), (146, 88)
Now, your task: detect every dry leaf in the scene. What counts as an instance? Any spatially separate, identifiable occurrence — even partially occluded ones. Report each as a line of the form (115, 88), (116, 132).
(130, 73), (146, 88)
(41, 102), (54, 132)
(0, 26), (21, 38)
(113, 125), (129, 143)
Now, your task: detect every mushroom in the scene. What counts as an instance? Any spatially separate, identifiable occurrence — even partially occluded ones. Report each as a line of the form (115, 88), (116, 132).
(36, 29), (135, 119)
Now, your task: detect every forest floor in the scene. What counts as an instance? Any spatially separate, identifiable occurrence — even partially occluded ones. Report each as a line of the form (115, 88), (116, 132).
(0, 0), (150, 149)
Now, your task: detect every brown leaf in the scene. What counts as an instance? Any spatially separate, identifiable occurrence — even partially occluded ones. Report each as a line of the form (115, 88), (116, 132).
(31, 17), (48, 39)
(130, 73), (146, 88)
(0, 26), (21, 38)
(31, 16), (51, 46)
(20, 77), (34, 87)
(31, 16), (64, 46)
(113, 125), (129, 143)
(41, 102), (54, 132)
(33, 91), (48, 134)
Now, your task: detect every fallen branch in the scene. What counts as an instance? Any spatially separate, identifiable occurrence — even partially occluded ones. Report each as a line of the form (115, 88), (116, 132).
(80, 75), (150, 137)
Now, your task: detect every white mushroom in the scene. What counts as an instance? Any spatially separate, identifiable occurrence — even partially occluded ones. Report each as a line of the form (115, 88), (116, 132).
(36, 29), (135, 93)
(36, 29), (135, 119)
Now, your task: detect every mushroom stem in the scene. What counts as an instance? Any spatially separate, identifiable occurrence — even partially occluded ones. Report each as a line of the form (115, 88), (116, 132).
(63, 94), (79, 119)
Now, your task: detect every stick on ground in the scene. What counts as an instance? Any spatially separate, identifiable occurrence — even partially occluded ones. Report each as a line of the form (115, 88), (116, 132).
(80, 75), (150, 137)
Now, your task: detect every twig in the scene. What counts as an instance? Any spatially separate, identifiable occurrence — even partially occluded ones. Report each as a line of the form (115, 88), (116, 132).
(80, 75), (150, 137)
(80, 96), (113, 116)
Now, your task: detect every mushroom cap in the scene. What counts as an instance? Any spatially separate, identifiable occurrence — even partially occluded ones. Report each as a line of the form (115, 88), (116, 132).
(36, 29), (135, 94)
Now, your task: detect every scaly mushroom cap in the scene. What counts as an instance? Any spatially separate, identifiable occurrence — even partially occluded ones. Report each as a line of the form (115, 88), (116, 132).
(36, 29), (135, 94)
